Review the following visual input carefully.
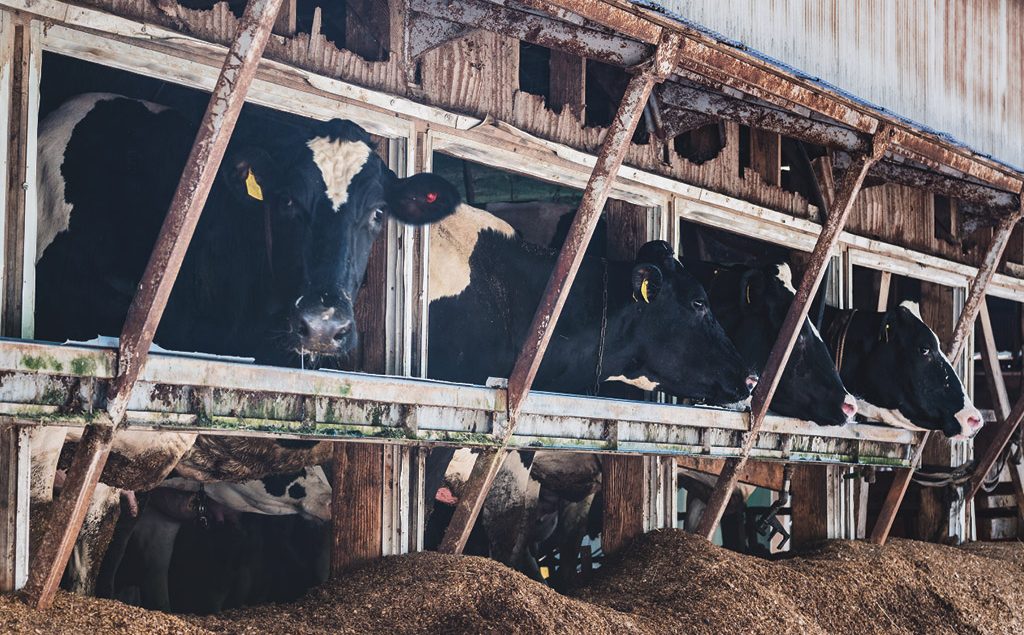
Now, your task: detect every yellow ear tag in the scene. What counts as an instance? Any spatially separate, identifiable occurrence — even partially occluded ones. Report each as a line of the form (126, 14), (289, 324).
(641, 279), (651, 303)
(745, 283), (752, 304)
(245, 168), (264, 201)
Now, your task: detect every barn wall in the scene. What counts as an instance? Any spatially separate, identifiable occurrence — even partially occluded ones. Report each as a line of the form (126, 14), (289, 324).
(664, 0), (1024, 170)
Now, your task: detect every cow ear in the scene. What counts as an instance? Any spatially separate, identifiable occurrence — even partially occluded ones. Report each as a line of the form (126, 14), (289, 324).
(879, 308), (899, 343)
(631, 264), (664, 304)
(224, 147), (274, 203)
(738, 269), (766, 311)
(636, 240), (676, 272)
(385, 173), (461, 225)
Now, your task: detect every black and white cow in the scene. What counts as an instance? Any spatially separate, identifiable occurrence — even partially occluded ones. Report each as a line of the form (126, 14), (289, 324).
(422, 204), (756, 570)
(821, 301), (983, 438)
(32, 92), (458, 587)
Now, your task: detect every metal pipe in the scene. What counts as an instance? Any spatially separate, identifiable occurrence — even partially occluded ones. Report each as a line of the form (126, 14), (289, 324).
(695, 127), (895, 540)
(19, 0), (283, 609)
(437, 31), (682, 555)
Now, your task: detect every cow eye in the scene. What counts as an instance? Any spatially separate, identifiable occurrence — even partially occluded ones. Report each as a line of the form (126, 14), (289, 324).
(692, 300), (705, 310)
(372, 208), (384, 223)
(919, 347), (930, 356)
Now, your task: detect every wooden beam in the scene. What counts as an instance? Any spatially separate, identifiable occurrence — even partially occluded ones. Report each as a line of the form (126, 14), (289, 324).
(331, 443), (384, 573)
(871, 209), (1022, 544)
(437, 32), (682, 555)
(695, 127), (894, 540)
(0, 423), (29, 592)
(790, 464), (829, 547)
(980, 301), (1012, 418)
(750, 129), (781, 187)
(676, 456), (785, 491)
(877, 271), (893, 312)
(602, 455), (644, 555)
(19, 0), (284, 609)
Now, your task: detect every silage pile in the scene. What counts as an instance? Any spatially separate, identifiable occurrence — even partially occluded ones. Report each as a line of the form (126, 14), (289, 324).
(4, 531), (1024, 634)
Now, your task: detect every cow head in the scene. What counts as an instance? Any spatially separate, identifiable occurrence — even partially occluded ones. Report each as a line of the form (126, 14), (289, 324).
(855, 301), (983, 438)
(225, 120), (458, 361)
(613, 241), (756, 406)
(719, 263), (856, 426)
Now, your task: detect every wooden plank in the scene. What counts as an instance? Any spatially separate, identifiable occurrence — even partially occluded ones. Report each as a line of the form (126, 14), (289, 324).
(1, 17), (38, 339)
(790, 464), (829, 547)
(676, 456), (785, 491)
(750, 129), (781, 187)
(979, 301), (1012, 418)
(437, 32), (682, 555)
(0, 423), (29, 592)
(19, 0), (285, 610)
(602, 454), (645, 555)
(331, 442), (384, 573)
(696, 128), (894, 540)
(548, 49), (585, 115)
(877, 271), (892, 311)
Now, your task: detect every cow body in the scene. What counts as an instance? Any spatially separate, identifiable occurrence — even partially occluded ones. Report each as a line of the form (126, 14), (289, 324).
(821, 301), (983, 438)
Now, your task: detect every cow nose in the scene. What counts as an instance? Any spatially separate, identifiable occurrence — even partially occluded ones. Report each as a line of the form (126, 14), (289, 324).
(842, 395), (858, 419)
(954, 407), (985, 439)
(297, 306), (352, 351)
(745, 375), (758, 392)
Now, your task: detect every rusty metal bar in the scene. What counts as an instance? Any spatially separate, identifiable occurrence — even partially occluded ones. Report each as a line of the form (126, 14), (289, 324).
(19, 0), (283, 609)
(695, 127), (895, 540)
(437, 31), (682, 555)
(869, 207), (1021, 545)
(410, 0), (651, 66)
(658, 83), (870, 153)
(965, 396), (1024, 503)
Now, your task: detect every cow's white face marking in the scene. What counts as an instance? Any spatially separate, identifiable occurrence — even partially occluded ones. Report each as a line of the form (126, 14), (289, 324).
(605, 374), (660, 392)
(775, 263), (796, 294)
(37, 93), (166, 262)
(162, 466), (332, 522)
(899, 300), (922, 318)
(428, 204), (516, 302)
(306, 136), (371, 211)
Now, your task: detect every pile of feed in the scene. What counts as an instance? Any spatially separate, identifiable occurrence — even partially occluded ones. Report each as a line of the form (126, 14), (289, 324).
(190, 552), (647, 634)
(0, 590), (209, 635)
(4, 532), (1024, 634)
(579, 530), (1024, 634)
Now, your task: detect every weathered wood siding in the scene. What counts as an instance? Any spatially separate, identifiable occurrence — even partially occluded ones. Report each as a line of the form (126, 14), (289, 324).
(666, 0), (1024, 169)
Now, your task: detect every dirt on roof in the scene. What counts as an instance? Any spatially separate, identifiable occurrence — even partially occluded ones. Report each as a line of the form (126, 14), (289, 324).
(3, 531), (1024, 634)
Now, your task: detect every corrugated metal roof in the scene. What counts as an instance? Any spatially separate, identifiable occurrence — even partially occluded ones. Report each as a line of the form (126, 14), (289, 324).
(632, 0), (1024, 173)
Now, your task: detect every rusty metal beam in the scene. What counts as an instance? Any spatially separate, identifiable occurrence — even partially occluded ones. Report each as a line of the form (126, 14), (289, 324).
(966, 396), (1024, 503)
(695, 127), (895, 540)
(19, 0), (283, 610)
(869, 207), (1022, 545)
(437, 31), (682, 555)
(409, 0), (651, 66)
(658, 82), (870, 153)
(834, 153), (1020, 215)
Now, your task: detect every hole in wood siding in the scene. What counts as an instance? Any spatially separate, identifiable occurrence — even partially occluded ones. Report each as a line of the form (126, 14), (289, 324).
(672, 123), (726, 165)
(518, 42), (551, 102)
(738, 124), (752, 179)
(934, 195), (958, 247)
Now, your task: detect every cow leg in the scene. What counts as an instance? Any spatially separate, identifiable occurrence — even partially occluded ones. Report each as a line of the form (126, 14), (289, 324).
(551, 491), (596, 592)
(130, 505), (182, 611)
(684, 495), (706, 533)
(481, 451), (536, 566)
(63, 483), (121, 595)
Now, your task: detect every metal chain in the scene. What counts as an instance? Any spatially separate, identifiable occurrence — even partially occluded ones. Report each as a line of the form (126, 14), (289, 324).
(593, 259), (609, 396)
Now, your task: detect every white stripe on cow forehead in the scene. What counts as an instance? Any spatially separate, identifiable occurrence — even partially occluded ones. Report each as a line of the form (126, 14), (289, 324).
(306, 136), (372, 211)
(899, 299), (922, 318)
(775, 263), (796, 293)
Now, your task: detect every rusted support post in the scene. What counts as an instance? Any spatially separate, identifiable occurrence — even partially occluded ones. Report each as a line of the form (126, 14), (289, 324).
(20, 0), (283, 609)
(437, 31), (682, 554)
(870, 207), (1022, 545)
(966, 397), (1024, 503)
(695, 127), (894, 540)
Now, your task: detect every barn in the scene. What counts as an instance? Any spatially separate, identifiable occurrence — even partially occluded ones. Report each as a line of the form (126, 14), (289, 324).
(0, 0), (1022, 630)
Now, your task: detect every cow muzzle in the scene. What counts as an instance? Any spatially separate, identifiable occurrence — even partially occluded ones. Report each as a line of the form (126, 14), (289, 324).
(294, 301), (355, 354)
(953, 406), (985, 440)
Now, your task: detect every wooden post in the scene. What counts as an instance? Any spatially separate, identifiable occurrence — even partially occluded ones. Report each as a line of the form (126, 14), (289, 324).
(548, 49), (585, 114)
(871, 208), (1022, 545)
(790, 464), (829, 547)
(19, 0), (284, 609)
(437, 32), (682, 555)
(602, 455), (644, 556)
(750, 129), (781, 187)
(0, 422), (29, 592)
(1, 16), (39, 339)
(331, 443), (384, 574)
(877, 271), (893, 312)
(695, 128), (894, 540)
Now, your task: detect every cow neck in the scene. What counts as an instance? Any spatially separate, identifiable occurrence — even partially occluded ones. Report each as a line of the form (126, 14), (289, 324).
(824, 308), (858, 372)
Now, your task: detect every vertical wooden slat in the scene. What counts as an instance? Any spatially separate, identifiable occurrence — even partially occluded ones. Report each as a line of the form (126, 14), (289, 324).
(750, 129), (781, 187)
(0, 422), (29, 592)
(876, 271), (893, 311)
(331, 443), (384, 574)
(548, 49), (585, 114)
(790, 464), (829, 547)
(602, 455), (645, 556)
(696, 129), (894, 540)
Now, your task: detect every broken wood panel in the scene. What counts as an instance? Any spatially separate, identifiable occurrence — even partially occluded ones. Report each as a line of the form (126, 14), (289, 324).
(602, 454), (644, 555)
(604, 198), (648, 261)
(675, 456), (785, 491)
(346, 0), (390, 61)
(749, 129), (781, 187)
(331, 442), (384, 573)
(548, 48), (585, 115)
